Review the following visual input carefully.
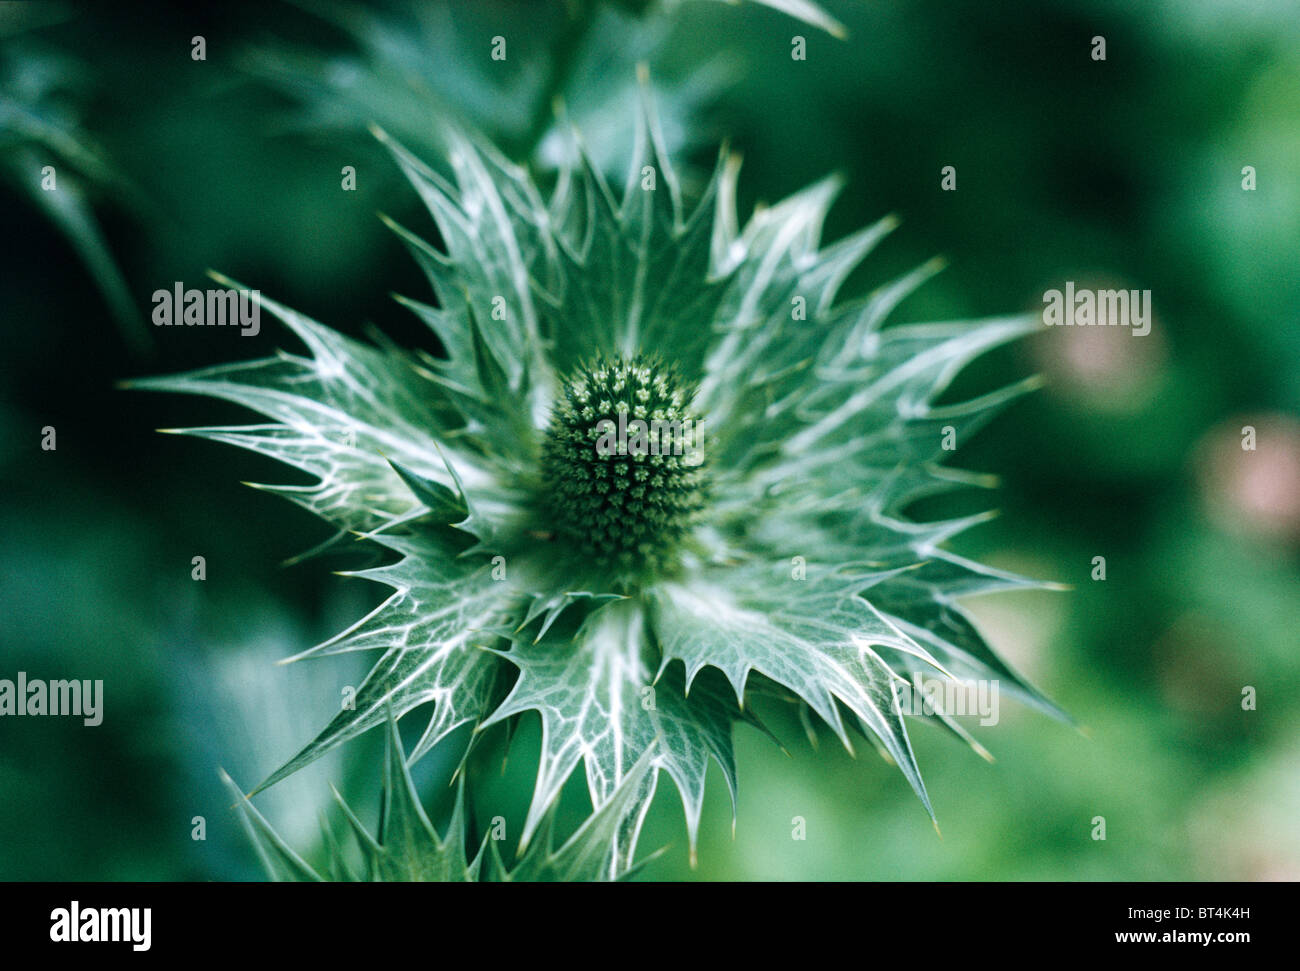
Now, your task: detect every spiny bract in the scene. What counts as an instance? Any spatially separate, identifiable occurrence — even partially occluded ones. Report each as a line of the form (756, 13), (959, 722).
(131, 96), (1067, 880)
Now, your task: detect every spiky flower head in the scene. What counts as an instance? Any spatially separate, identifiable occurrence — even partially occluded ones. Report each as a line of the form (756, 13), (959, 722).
(540, 353), (706, 578)
(130, 97), (1067, 880)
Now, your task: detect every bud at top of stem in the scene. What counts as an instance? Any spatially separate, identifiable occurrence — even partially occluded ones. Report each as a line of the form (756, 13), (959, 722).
(540, 353), (707, 575)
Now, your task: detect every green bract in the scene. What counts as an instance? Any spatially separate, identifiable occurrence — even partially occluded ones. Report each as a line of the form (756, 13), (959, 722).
(130, 98), (1066, 880)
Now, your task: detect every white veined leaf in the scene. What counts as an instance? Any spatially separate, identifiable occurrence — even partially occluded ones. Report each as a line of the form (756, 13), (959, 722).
(482, 598), (746, 873)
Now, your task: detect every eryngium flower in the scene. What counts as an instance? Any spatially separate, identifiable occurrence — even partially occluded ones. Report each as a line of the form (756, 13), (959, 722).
(131, 103), (1066, 878)
(540, 353), (707, 577)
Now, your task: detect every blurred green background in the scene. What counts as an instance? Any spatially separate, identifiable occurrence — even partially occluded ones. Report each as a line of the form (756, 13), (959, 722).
(2, 0), (1297, 880)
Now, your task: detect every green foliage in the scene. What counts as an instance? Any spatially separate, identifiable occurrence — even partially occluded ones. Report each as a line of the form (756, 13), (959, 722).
(135, 90), (1062, 879)
(225, 710), (660, 881)
(243, 0), (842, 178)
(0, 35), (147, 352)
(7, 0), (1298, 886)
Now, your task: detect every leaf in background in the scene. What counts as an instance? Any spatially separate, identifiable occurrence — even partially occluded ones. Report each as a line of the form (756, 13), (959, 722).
(222, 711), (480, 881)
(0, 43), (149, 352)
(242, 0), (736, 178)
(690, 0), (847, 39)
(331, 713), (481, 881)
(487, 744), (661, 882)
(221, 769), (326, 882)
